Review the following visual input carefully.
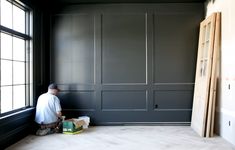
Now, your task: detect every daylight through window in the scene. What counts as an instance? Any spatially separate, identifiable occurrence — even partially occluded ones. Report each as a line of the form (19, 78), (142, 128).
(0, 0), (32, 114)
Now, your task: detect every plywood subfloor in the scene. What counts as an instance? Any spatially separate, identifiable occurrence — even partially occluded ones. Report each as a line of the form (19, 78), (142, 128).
(6, 126), (235, 150)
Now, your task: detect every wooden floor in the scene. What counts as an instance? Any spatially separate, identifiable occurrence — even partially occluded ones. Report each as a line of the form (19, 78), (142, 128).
(6, 126), (235, 150)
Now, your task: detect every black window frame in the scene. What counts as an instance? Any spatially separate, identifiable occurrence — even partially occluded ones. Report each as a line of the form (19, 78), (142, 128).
(0, 0), (33, 116)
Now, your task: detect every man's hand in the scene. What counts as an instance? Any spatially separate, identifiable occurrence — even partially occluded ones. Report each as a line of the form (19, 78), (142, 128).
(57, 111), (62, 118)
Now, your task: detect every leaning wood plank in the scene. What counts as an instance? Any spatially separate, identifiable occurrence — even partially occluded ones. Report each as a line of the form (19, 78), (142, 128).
(206, 13), (220, 137)
(210, 86), (217, 137)
(210, 79), (218, 136)
(191, 13), (217, 137)
(210, 12), (221, 137)
(206, 12), (221, 137)
(206, 83), (217, 137)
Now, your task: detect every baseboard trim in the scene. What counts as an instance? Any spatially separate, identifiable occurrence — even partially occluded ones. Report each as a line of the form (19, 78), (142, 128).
(93, 122), (191, 126)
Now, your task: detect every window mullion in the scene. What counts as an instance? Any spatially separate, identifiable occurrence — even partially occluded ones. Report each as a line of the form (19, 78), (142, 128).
(11, 33), (14, 110)
(11, 2), (14, 110)
(0, 25), (30, 40)
(11, 0), (13, 29)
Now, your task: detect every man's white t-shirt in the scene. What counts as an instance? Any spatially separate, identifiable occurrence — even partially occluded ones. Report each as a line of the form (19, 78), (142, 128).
(35, 92), (62, 124)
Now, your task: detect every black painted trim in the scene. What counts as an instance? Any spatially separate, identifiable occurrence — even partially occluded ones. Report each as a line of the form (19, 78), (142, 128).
(0, 108), (35, 149)
(0, 25), (31, 40)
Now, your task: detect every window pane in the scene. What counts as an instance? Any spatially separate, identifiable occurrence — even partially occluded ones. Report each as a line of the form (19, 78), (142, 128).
(1, 0), (12, 29)
(1, 33), (12, 59)
(13, 5), (25, 33)
(1, 60), (12, 86)
(13, 85), (25, 109)
(13, 37), (25, 61)
(13, 61), (25, 84)
(1, 86), (13, 113)
(0, 0), (30, 114)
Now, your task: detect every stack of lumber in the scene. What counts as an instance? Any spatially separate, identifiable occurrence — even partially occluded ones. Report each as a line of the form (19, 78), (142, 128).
(191, 12), (221, 137)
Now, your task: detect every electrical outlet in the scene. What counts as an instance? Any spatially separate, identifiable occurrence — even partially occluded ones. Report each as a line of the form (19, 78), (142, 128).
(228, 121), (231, 126)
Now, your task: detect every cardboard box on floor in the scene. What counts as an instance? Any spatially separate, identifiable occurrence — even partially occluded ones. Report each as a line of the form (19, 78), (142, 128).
(63, 119), (85, 134)
(78, 116), (90, 129)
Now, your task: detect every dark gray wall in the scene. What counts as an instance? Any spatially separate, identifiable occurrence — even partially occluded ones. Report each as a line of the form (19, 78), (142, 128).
(50, 3), (204, 125)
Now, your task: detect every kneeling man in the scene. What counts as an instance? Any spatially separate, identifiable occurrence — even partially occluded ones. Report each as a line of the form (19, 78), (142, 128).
(35, 83), (62, 136)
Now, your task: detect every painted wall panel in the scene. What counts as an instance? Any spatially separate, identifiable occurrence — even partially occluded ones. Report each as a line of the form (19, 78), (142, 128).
(102, 14), (146, 84)
(101, 91), (147, 110)
(154, 13), (199, 83)
(154, 90), (193, 109)
(72, 15), (95, 84)
(59, 91), (95, 110)
(51, 14), (95, 84)
(50, 4), (204, 124)
(51, 15), (73, 84)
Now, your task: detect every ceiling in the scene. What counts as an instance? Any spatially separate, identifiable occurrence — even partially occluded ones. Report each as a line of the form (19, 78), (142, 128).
(29, 0), (206, 10)
(46, 0), (206, 4)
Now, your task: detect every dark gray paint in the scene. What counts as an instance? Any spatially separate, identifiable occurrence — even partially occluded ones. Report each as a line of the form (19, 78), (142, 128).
(60, 91), (95, 111)
(51, 14), (95, 84)
(154, 90), (193, 109)
(154, 13), (199, 83)
(59, 91), (96, 110)
(51, 4), (204, 124)
(72, 15), (95, 84)
(102, 14), (146, 83)
(102, 91), (147, 110)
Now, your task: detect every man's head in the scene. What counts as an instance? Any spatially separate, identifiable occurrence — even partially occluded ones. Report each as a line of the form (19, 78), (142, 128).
(48, 83), (60, 95)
